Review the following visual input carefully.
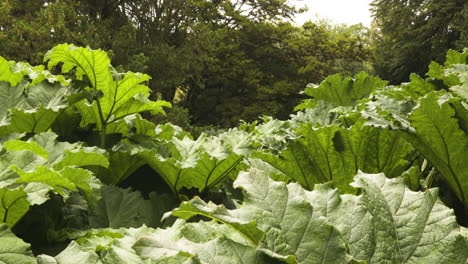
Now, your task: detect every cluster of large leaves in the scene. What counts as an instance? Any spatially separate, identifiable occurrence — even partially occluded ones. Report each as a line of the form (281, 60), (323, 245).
(0, 56), (73, 137)
(39, 44), (183, 196)
(254, 123), (413, 193)
(357, 50), (468, 208)
(294, 71), (388, 111)
(118, 126), (253, 195)
(0, 44), (467, 264)
(0, 224), (36, 264)
(0, 44), (173, 230)
(0, 132), (108, 227)
(274, 50), (468, 212)
(33, 169), (468, 263)
(0, 45), (184, 264)
(237, 72), (386, 153)
(248, 72), (413, 193)
(44, 44), (171, 137)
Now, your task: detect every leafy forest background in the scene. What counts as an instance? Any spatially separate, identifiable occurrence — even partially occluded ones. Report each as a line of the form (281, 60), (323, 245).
(1, 0), (468, 262)
(1, 0), (466, 128)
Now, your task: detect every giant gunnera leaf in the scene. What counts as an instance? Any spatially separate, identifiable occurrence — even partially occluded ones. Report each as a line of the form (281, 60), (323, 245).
(0, 224), (36, 264)
(171, 169), (351, 263)
(255, 123), (413, 193)
(36, 170), (467, 263)
(295, 71), (387, 110)
(170, 169), (467, 263)
(88, 185), (176, 229)
(403, 91), (468, 207)
(44, 44), (171, 141)
(0, 132), (107, 227)
(0, 57), (73, 137)
(308, 172), (468, 263)
(133, 133), (244, 195)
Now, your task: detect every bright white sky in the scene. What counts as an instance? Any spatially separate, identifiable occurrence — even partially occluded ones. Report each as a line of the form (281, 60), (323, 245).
(289, 0), (374, 27)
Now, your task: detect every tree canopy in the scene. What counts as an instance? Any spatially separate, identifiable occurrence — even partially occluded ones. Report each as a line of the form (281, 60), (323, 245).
(370, 0), (468, 83)
(0, 0), (372, 127)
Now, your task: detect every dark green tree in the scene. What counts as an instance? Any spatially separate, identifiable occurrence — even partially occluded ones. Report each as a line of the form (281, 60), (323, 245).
(0, 0), (372, 127)
(370, 0), (468, 83)
(182, 21), (373, 126)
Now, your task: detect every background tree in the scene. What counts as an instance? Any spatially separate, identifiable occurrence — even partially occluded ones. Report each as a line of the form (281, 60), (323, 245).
(182, 20), (373, 126)
(370, 0), (468, 83)
(0, 0), (373, 127)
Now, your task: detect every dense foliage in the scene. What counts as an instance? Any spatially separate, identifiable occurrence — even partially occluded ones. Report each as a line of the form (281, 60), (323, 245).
(370, 0), (468, 83)
(0, 45), (466, 263)
(0, 0), (372, 126)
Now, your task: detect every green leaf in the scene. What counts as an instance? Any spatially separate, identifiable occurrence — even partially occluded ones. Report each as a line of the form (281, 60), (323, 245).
(0, 149), (47, 184)
(427, 61), (460, 87)
(89, 186), (172, 229)
(104, 114), (157, 137)
(291, 101), (338, 126)
(404, 74), (436, 99)
(37, 241), (101, 264)
(172, 169), (349, 263)
(0, 57), (24, 87)
(308, 172), (468, 263)
(7, 60), (69, 88)
(361, 92), (415, 130)
(0, 224), (36, 264)
(50, 108), (82, 138)
(0, 82), (75, 137)
(245, 158), (290, 183)
(45, 225), (193, 264)
(3, 140), (49, 159)
(73, 226), (158, 264)
(249, 117), (296, 151)
(100, 72), (151, 120)
(172, 198), (264, 246)
(108, 88), (171, 121)
(133, 220), (263, 263)
(28, 132), (108, 168)
(133, 224), (201, 262)
(142, 152), (243, 193)
(13, 166), (76, 196)
(60, 167), (100, 200)
(256, 124), (412, 193)
(0, 132), (106, 226)
(45, 44), (111, 91)
(22, 183), (54, 205)
(351, 72), (389, 101)
(345, 125), (413, 177)
(0, 188), (29, 228)
(172, 135), (207, 168)
(54, 147), (109, 170)
(74, 100), (100, 128)
(91, 150), (145, 185)
(140, 192), (178, 228)
(254, 140), (319, 190)
(89, 185), (146, 228)
(302, 72), (387, 107)
(451, 83), (468, 102)
(75, 81), (171, 130)
(137, 134), (244, 193)
(45, 44), (171, 136)
(7, 106), (62, 133)
(447, 64), (468, 102)
(445, 49), (468, 66)
(0, 82), (26, 120)
(402, 166), (421, 191)
(153, 123), (191, 141)
(403, 91), (468, 206)
(71, 230), (124, 254)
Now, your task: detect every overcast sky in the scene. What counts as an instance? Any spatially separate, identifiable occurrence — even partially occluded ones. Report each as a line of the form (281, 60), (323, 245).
(289, 0), (374, 27)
